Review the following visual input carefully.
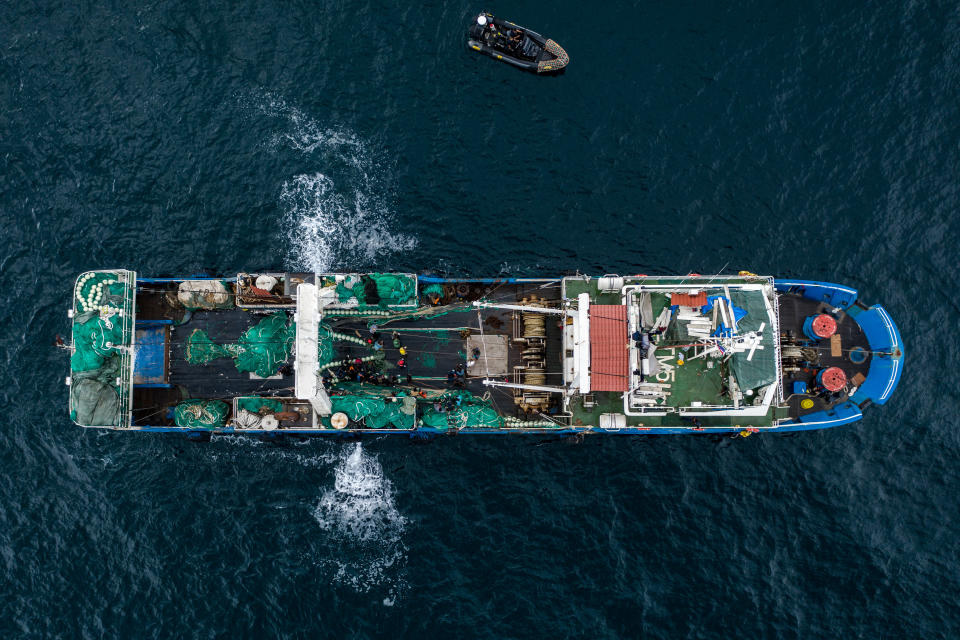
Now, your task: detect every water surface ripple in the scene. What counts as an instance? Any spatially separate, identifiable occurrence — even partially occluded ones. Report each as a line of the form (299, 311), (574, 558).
(1, 1), (958, 637)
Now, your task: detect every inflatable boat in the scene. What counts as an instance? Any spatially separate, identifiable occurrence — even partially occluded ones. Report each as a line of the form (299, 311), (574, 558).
(467, 13), (569, 74)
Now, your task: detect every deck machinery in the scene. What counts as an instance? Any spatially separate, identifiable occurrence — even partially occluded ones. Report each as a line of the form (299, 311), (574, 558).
(65, 271), (903, 435)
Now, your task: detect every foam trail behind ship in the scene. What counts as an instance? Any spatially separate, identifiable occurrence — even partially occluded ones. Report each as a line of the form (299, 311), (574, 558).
(245, 91), (417, 272)
(314, 444), (407, 602)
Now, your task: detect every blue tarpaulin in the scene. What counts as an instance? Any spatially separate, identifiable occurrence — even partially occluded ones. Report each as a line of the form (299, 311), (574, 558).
(701, 295), (747, 337)
(133, 325), (168, 385)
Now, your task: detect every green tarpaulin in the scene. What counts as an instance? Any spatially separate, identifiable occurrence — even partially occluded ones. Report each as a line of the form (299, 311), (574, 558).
(729, 289), (778, 392)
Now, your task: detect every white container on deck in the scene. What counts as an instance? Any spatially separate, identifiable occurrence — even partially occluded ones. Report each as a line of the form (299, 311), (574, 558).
(598, 275), (624, 292)
(599, 413), (627, 429)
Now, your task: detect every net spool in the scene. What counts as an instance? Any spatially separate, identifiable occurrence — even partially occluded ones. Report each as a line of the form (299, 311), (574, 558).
(804, 313), (838, 340)
(524, 367), (546, 386)
(817, 367), (847, 392)
(522, 314), (546, 338)
(330, 412), (349, 429)
(811, 314), (837, 338)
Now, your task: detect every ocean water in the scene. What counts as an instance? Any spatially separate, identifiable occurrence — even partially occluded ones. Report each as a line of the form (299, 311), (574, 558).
(1, 1), (959, 637)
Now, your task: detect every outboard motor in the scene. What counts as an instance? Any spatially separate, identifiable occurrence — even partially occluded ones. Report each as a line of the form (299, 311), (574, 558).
(470, 13), (491, 40)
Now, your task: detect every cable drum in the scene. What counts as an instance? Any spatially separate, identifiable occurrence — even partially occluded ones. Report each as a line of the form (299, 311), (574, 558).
(524, 367), (546, 386)
(522, 314), (546, 338)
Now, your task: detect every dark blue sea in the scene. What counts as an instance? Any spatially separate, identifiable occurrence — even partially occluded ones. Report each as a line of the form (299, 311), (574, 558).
(2, 1), (958, 637)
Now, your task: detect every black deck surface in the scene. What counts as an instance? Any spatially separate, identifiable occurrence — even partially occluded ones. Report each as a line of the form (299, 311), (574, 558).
(777, 293), (871, 420)
(167, 308), (296, 397)
(328, 281), (564, 417)
(132, 281), (566, 423)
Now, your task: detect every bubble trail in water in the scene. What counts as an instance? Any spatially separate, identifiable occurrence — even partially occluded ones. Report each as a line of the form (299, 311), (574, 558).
(245, 91), (417, 272)
(313, 444), (407, 598)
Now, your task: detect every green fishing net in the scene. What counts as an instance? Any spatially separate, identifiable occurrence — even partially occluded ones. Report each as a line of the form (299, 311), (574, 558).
(183, 312), (295, 378)
(327, 394), (415, 429)
(236, 397), (284, 414)
(174, 399), (229, 428)
(334, 274), (417, 308)
(420, 391), (503, 430)
(185, 329), (238, 364)
(420, 283), (444, 302)
(234, 312), (296, 377)
(318, 324), (336, 368)
(69, 272), (134, 427)
(70, 378), (120, 426)
(330, 396), (385, 420)
(370, 273), (415, 306)
(365, 398), (415, 429)
(71, 311), (125, 372)
(336, 280), (365, 304)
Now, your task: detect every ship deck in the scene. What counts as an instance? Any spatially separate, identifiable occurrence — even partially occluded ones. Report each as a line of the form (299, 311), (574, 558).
(131, 280), (568, 428)
(777, 294), (872, 420)
(562, 274), (783, 429)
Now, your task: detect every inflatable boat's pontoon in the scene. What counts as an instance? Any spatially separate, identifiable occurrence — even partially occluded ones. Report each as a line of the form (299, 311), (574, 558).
(467, 13), (569, 74)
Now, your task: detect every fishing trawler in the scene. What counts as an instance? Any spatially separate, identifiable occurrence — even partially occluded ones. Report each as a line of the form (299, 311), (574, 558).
(65, 271), (902, 436)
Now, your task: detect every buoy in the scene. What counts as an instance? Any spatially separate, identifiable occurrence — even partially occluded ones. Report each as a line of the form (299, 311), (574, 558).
(330, 412), (349, 429)
(800, 398), (815, 410)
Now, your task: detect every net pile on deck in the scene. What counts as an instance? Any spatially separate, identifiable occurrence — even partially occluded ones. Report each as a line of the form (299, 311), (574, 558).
(420, 391), (503, 431)
(70, 273), (129, 426)
(328, 393), (416, 429)
(185, 312), (295, 377)
(174, 399), (229, 428)
(334, 273), (416, 308)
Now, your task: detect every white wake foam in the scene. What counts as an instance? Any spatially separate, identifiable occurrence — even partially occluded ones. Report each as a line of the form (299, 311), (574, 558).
(245, 91), (416, 271)
(279, 173), (416, 272)
(313, 444), (407, 596)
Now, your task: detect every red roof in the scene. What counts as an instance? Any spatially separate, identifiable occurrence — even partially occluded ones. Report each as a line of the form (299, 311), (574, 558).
(671, 292), (707, 307)
(590, 305), (629, 392)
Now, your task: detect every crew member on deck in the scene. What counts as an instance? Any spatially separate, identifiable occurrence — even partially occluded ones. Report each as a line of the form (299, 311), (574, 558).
(509, 28), (523, 51)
